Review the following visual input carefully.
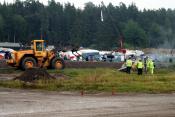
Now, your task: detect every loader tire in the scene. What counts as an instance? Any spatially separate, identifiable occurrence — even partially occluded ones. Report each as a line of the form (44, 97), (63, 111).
(51, 58), (65, 70)
(21, 57), (37, 70)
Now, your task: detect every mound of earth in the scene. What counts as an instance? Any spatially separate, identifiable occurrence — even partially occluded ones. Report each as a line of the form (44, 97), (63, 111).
(14, 68), (55, 82)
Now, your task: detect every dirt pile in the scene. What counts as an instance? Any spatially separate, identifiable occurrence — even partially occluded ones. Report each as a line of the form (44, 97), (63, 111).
(14, 68), (55, 82)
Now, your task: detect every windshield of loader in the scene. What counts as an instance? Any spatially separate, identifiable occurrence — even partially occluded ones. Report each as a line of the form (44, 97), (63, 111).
(36, 42), (43, 51)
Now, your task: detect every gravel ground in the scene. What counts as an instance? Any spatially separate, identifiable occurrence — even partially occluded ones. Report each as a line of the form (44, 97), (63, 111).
(0, 88), (175, 117)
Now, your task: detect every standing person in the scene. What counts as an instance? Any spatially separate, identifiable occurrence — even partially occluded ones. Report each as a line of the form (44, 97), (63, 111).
(137, 59), (143, 75)
(144, 56), (148, 73)
(126, 57), (132, 74)
(149, 60), (155, 74)
(146, 58), (151, 73)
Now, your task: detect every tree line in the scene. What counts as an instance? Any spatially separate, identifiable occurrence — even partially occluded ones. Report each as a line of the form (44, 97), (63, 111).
(0, 0), (175, 50)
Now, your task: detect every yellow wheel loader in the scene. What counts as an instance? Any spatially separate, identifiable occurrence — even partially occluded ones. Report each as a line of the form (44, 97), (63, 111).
(6, 40), (65, 70)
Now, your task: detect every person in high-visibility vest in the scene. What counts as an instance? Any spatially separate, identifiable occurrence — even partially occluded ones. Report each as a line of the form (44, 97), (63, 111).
(146, 58), (151, 73)
(126, 57), (132, 74)
(149, 60), (155, 74)
(137, 59), (143, 75)
(144, 57), (147, 73)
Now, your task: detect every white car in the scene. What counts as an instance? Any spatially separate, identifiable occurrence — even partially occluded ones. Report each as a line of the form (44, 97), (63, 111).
(0, 51), (5, 60)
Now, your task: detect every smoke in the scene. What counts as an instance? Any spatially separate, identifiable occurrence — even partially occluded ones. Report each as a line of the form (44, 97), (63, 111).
(151, 40), (175, 68)
(146, 27), (175, 68)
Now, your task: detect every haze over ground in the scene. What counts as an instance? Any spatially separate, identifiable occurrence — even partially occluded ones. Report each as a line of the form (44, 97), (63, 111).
(1, 0), (175, 10)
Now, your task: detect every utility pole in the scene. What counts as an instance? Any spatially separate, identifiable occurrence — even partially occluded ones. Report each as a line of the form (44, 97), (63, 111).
(101, 1), (124, 49)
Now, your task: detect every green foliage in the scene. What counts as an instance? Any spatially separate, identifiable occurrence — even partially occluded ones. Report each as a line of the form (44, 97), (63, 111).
(0, 1), (175, 49)
(124, 20), (148, 48)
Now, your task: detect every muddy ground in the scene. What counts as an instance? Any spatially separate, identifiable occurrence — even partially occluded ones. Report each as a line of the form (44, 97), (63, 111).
(0, 73), (20, 81)
(0, 88), (175, 117)
(0, 71), (66, 81)
(65, 61), (123, 69)
(0, 60), (123, 69)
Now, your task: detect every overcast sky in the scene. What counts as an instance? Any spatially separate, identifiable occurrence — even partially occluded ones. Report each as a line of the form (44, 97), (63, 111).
(1, 0), (175, 10)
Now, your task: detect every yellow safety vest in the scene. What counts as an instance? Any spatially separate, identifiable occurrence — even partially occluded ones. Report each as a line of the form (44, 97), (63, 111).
(137, 61), (143, 69)
(149, 61), (154, 68)
(126, 59), (132, 67)
(146, 59), (150, 68)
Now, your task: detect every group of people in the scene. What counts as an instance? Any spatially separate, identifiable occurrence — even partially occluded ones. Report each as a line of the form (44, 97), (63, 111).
(126, 57), (155, 75)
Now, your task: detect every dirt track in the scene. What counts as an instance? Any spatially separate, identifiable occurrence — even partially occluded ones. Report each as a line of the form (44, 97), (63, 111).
(0, 73), (20, 81)
(0, 60), (123, 69)
(0, 88), (175, 117)
(65, 61), (123, 69)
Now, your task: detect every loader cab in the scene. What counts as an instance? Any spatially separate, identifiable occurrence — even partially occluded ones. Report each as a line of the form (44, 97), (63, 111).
(31, 40), (47, 57)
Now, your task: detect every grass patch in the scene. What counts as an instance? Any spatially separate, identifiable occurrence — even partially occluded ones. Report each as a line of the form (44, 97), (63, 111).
(0, 68), (175, 93)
